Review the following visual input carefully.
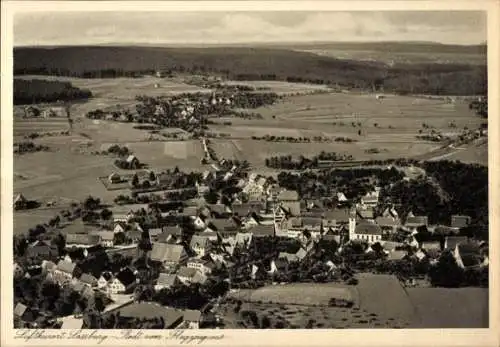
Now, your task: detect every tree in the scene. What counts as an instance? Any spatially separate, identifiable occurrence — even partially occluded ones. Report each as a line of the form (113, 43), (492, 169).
(83, 196), (100, 211)
(131, 174), (139, 188)
(428, 252), (464, 287)
(148, 171), (156, 182)
(204, 190), (219, 204)
(100, 208), (112, 220)
(51, 233), (66, 255)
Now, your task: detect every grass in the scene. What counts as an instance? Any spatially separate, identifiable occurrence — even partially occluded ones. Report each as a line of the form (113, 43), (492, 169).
(406, 287), (488, 328)
(227, 283), (356, 306)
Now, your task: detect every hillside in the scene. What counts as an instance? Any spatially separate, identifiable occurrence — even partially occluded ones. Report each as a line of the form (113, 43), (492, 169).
(14, 46), (487, 95)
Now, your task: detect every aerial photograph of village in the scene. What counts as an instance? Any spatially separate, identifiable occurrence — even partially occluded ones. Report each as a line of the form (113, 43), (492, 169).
(11, 10), (489, 330)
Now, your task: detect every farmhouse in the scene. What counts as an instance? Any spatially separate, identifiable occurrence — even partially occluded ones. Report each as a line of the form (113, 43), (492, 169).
(107, 302), (184, 329)
(92, 231), (114, 247)
(453, 242), (483, 269)
(150, 243), (189, 268)
(66, 233), (101, 248)
(249, 224), (275, 238)
(187, 258), (215, 275)
(177, 266), (199, 284)
(108, 172), (121, 184)
(79, 273), (98, 288)
(52, 260), (77, 285)
(25, 240), (59, 261)
(155, 273), (181, 291)
(444, 236), (468, 251)
(451, 215), (472, 229)
(361, 188), (380, 208)
(180, 310), (202, 329)
(126, 155), (140, 169)
(106, 268), (137, 294)
(14, 193), (28, 210)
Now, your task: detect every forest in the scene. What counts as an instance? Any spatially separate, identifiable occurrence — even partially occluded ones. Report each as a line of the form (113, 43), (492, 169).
(14, 78), (92, 105)
(14, 46), (487, 96)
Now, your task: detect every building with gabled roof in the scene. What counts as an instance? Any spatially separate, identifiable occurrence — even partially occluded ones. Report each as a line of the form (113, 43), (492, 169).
(155, 273), (181, 291)
(350, 220), (382, 244)
(451, 215), (471, 229)
(150, 243), (188, 267)
(190, 235), (212, 257)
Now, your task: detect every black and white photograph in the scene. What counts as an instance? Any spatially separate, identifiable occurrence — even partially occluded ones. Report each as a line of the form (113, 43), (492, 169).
(1, 2), (496, 340)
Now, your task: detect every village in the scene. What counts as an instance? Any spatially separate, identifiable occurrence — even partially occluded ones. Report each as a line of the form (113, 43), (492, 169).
(13, 144), (489, 329)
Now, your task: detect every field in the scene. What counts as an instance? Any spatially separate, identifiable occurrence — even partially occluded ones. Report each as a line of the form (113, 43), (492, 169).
(221, 80), (332, 95)
(14, 75), (211, 118)
(406, 287), (489, 328)
(206, 91), (485, 167)
(222, 274), (489, 329)
(227, 283), (357, 306)
(12, 75), (486, 236)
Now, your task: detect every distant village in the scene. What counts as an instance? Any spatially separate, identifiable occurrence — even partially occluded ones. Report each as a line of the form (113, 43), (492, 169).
(13, 149), (489, 329)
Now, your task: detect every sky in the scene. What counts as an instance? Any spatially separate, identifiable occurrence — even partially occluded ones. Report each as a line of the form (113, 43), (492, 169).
(14, 11), (487, 46)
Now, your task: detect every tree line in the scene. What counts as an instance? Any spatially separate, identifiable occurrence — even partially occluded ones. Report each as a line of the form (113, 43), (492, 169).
(14, 46), (487, 96)
(14, 79), (92, 105)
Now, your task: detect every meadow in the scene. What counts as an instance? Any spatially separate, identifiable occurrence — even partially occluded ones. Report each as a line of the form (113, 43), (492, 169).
(222, 274), (488, 329)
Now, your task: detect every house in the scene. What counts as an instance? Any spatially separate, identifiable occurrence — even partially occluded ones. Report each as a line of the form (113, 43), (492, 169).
(386, 250), (408, 262)
(380, 241), (404, 253)
(108, 302), (184, 328)
(349, 221), (382, 244)
(279, 201), (301, 217)
(405, 216), (429, 231)
(361, 188), (380, 208)
(148, 228), (163, 241)
(14, 193), (27, 210)
(234, 232), (253, 248)
(108, 172), (121, 184)
(177, 266), (199, 284)
(52, 260), (77, 285)
(232, 203), (262, 218)
(150, 243), (189, 268)
(154, 273), (181, 291)
(324, 208), (352, 227)
(14, 303), (35, 323)
(444, 236), (468, 251)
(451, 215), (472, 229)
(66, 233), (101, 248)
(25, 240), (58, 261)
(187, 258), (215, 275)
(207, 204), (232, 218)
(97, 272), (113, 290)
(181, 310), (202, 329)
(126, 155), (140, 169)
(277, 190), (299, 202)
(107, 268), (137, 294)
(158, 226), (183, 242)
(337, 192), (348, 204)
(191, 270), (208, 285)
(249, 224), (275, 238)
(113, 222), (127, 234)
(375, 216), (400, 233)
(453, 242), (483, 269)
(93, 231), (114, 247)
(357, 208), (374, 220)
(179, 206), (199, 218)
(207, 218), (240, 234)
(190, 235), (212, 257)
(79, 273), (98, 288)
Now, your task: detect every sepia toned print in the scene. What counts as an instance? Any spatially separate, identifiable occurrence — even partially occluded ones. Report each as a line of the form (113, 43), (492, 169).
(6, 5), (492, 335)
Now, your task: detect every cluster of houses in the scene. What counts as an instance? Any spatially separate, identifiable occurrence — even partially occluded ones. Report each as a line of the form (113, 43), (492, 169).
(14, 162), (489, 328)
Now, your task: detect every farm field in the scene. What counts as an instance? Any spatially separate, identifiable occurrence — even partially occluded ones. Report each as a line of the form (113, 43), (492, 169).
(220, 80), (333, 95)
(222, 274), (488, 328)
(210, 138), (440, 168)
(227, 283), (357, 306)
(406, 287), (488, 328)
(205, 90), (484, 166)
(14, 75), (212, 119)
